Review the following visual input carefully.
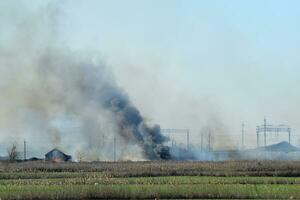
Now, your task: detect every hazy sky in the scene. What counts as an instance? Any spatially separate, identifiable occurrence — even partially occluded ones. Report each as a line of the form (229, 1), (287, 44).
(2, 0), (300, 149)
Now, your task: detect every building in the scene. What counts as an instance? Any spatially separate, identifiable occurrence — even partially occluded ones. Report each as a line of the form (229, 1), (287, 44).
(45, 148), (72, 162)
(261, 141), (298, 153)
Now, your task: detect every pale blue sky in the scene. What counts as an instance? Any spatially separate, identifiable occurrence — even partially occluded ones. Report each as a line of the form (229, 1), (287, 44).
(59, 0), (300, 144)
(3, 0), (300, 148)
(60, 0), (300, 97)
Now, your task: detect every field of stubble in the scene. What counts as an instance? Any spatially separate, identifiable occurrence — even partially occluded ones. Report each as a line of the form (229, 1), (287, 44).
(1, 160), (300, 199)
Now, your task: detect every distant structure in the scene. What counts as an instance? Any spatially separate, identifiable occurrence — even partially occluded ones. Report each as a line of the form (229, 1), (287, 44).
(261, 141), (298, 153)
(161, 129), (190, 151)
(28, 157), (43, 161)
(256, 118), (291, 147)
(45, 148), (72, 162)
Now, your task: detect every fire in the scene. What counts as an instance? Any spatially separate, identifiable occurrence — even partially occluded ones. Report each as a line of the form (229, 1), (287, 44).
(52, 157), (62, 163)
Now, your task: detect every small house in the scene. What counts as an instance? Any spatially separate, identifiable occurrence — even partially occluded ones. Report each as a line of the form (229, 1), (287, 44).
(45, 148), (72, 162)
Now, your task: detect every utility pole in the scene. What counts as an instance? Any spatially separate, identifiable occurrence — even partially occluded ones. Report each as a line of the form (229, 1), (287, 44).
(288, 129), (291, 144)
(208, 131), (211, 152)
(23, 140), (26, 161)
(201, 133), (203, 152)
(257, 119), (291, 147)
(264, 117), (267, 147)
(242, 122), (245, 150)
(113, 135), (116, 162)
(171, 140), (177, 148)
(160, 129), (190, 151)
(173, 140), (176, 148)
(102, 135), (105, 147)
(256, 126), (259, 148)
(187, 129), (190, 151)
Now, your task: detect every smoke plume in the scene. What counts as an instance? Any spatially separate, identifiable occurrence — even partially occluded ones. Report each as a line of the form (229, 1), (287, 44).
(1, 38), (170, 160)
(0, 2), (171, 160)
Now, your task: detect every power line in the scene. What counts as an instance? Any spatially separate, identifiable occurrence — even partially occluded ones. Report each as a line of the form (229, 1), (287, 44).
(161, 129), (190, 151)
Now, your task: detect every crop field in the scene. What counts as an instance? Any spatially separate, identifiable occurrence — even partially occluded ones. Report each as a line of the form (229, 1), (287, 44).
(1, 160), (300, 199)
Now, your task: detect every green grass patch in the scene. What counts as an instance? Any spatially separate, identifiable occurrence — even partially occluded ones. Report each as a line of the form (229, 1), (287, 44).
(1, 161), (300, 199)
(0, 175), (300, 199)
(0, 184), (300, 199)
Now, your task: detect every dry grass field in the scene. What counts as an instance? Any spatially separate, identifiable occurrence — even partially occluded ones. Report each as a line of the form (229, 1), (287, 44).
(1, 160), (300, 199)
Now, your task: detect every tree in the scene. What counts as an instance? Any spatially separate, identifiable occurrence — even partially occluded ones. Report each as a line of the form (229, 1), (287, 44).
(7, 143), (19, 162)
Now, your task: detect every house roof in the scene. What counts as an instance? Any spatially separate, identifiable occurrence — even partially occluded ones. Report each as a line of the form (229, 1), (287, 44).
(260, 141), (299, 153)
(45, 148), (71, 158)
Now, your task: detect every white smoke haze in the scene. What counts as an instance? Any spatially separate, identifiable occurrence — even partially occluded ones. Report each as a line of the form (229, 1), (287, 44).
(0, 1), (238, 161)
(0, 2), (171, 160)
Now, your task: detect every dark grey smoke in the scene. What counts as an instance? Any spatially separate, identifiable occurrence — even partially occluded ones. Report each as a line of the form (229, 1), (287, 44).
(38, 51), (171, 160)
(0, 1), (172, 160)
(101, 86), (171, 159)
